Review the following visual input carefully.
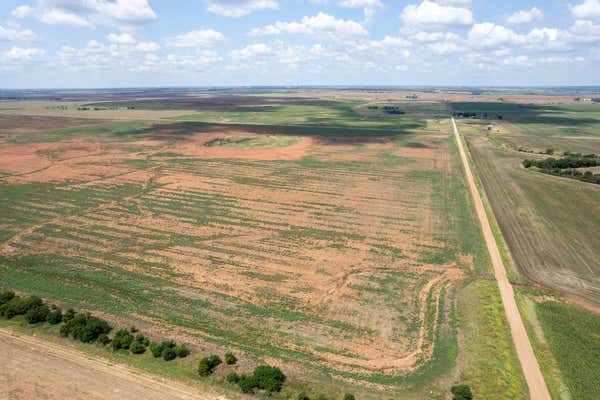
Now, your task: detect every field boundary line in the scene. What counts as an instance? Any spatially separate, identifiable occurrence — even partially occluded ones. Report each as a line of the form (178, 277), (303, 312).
(451, 117), (551, 400)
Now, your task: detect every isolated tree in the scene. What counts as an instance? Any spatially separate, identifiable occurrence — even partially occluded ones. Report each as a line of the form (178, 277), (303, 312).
(253, 365), (286, 393)
(451, 384), (473, 400)
(198, 355), (222, 376)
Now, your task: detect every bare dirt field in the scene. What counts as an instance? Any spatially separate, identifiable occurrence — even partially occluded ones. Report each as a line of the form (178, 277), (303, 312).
(0, 328), (219, 400)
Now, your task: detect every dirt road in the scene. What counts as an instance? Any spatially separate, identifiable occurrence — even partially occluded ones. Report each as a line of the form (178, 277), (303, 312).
(0, 328), (226, 400)
(451, 117), (551, 400)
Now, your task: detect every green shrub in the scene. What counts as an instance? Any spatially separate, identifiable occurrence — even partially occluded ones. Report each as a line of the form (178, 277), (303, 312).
(162, 347), (177, 361)
(0, 298), (21, 319)
(0, 290), (15, 305)
(198, 355), (222, 376)
(62, 313), (111, 343)
(224, 352), (237, 365)
(451, 385), (473, 400)
(238, 374), (257, 393)
(130, 340), (146, 354)
(253, 365), (286, 393)
(98, 333), (111, 346)
(297, 392), (310, 400)
(16, 296), (43, 315)
(47, 308), (63, 325)
(62, 308), (76, 322)
(226, 372), (240, 384)
(150, 342), (163, 358)
(161, 340), (175, 349)
(134, 333), (150, 346)
(342, 394), (355, 400)
(174, 345), (190, 358)
(111, 329), (134, 350)
(25, 304), (50, 324)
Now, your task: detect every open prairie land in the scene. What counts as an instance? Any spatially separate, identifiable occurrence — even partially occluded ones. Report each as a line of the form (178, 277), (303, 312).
(452, 101), (600, 400)
(1, 92), (528, 399)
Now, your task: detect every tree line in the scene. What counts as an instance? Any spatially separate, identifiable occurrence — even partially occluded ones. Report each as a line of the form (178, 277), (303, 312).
(523, 154), (600, 184)
(0, 289), (188, 360)
(1, 289), (472, 400)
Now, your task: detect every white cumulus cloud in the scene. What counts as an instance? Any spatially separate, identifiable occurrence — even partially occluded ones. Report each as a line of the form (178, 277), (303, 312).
(507, 7), (543, 25)
(250, 12), (367, 37)
(401, 0), (473, 28)
(167, 30), (226, 48)
(206, 0), (278, 17)
(571, 0), (600, 22)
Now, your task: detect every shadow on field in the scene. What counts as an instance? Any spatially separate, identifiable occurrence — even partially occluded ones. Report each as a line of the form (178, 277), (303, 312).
(131, 121), (423, 145)
(451, 102), (600, 127)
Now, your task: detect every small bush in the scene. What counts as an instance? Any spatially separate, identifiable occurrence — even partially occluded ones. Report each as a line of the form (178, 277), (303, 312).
(62, 308), (76, 322)
(62, 313), (111, 343)
(451, 384), (473, 400)
(0, 298), (22, 319)
(150, 342), (163, 358)
(25, 304), (50, 324)
(226, 372), (240, 384)
(16, 296), (43, 315)
(297, 392), (310, 400)
(224, 352), (237, 365)
(111, 329), (134, 350)
(47, 308), (63, 325)
(134, 333), (150, 346)
(198, 355), (222, 376)
(343, 394), (355, 400)
(162, 347), (177, 361)
(130, 340), (146, 354)
(174, 345), (190, 358)
(98, 333), (111, 346)
(0, 290), (15, 305)
(238, 374), (257, 393)
(161, 340), (175, 349)
(253, 365), (286, 393)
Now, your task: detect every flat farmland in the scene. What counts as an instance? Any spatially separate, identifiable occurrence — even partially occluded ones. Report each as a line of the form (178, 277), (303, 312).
(0, 94), (526, 398)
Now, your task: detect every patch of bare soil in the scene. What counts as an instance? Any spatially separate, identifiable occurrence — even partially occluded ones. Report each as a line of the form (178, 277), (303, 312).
(0, 329), (223, 400)
(172, 130), (313, 161)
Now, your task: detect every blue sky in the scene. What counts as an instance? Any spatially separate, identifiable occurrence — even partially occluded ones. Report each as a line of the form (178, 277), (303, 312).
(0, 0), (599, 88)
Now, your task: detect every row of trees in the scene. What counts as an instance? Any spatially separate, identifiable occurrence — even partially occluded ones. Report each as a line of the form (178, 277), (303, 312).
(523, 155), (600, 170)
(523, 154), (600, 184)
(0, 289), (189, 360)
(2, 289), (471, 400)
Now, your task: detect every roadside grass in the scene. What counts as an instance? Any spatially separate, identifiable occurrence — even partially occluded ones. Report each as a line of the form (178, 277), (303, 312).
(458, 280), (528, 400)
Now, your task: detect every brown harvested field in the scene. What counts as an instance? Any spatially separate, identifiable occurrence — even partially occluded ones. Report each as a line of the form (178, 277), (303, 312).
(464, 132), (600, 306)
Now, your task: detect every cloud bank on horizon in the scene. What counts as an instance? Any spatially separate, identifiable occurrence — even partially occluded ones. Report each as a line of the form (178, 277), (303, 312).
(1, 0), (599, 87)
